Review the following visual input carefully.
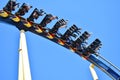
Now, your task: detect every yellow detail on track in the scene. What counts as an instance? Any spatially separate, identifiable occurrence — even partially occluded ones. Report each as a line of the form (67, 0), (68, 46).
(24, 21), (32, 28)
(0, 11), (9, 17)
(81, 56), (87, 60)
(12, 16), (20, 22)
(58, 39), (65, 45)
(47, 33), (54, 39)
(35, 27), (43, 33)
(69, 47), (76, 52)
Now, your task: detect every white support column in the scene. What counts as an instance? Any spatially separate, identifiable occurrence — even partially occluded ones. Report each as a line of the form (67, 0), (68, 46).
(89, 64), (98, 80)
(18, 30), (32, 80)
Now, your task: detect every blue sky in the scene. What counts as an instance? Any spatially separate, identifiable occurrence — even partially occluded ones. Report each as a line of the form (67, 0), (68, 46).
(0, 0), (120, 80)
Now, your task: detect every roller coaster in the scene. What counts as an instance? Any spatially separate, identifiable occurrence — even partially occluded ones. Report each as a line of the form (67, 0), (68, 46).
(0, 0), (120, 80)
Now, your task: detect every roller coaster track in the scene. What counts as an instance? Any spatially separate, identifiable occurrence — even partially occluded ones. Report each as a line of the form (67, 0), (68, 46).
(0, 1), (120, 80)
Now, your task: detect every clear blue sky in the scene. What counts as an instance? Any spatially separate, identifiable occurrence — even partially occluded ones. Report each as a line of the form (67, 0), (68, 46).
(0, 0), (120, 80)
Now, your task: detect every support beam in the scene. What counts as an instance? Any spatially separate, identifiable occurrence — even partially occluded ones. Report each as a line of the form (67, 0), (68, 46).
(89, 64), (98, 80)
(18, 30), (32, 80)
